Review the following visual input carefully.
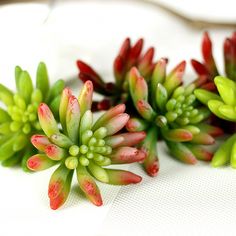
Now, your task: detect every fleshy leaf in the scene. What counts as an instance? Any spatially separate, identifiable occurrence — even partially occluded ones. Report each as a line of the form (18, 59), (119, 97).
(36, 62), (50, 99)
(76, 164), (103, 206)
(27, 154), (56, 171)
(38, 103), (59, 137)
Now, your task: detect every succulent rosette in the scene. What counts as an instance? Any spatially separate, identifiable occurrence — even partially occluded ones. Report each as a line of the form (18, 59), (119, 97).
(76, 38), (157, 111)
(0, 62), (64, 170)
(126, 59), (223, 176)
(27, 81), (146, 210)
(195, 76), (236, 168)
(191, 31), (236, 91)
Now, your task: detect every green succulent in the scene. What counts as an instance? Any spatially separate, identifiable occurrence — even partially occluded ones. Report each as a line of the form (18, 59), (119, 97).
(195, 76), (236, 168)
(0, 62), (64, 170)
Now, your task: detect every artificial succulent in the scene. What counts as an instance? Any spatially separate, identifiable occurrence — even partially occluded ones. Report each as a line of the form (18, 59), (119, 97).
(126, 59), (223, 176)
(0, 62), (64, 170)
(76, 38), (157, 111)
(27, 81), (146, 209)
(195, 76), (236, 168)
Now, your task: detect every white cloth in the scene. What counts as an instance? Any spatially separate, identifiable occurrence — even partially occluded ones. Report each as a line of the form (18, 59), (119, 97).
(0, 1), (236, 236)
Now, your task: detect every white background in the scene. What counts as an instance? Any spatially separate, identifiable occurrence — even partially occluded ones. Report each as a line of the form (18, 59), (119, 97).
(0, 1), (236, 235)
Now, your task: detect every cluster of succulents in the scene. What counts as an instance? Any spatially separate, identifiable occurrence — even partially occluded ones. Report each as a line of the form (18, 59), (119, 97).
(27, 81), (146, 209)
(0, 62), (64, 170)
(1, 32), (236, 210)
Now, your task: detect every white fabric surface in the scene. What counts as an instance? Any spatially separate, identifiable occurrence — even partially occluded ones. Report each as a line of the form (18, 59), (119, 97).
(0, 1), (236, 236)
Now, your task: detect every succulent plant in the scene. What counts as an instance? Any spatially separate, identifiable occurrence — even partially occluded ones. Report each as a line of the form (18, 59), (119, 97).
(76, 38), (157, 111)
(192, 32), (236, 133)
(126, 59), (223, 176)
(191, 31), (236, 91)
(27, 81), (146, 210)
(0, 62), (64, 170)
(195, 76), (236, 168)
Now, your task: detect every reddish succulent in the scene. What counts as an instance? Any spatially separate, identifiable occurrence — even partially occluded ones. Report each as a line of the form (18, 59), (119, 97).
(192, 32), (236, 133)
(27, 81), (146, 210)
(76, 38), (158, 111)
(191, 31), (236, 91)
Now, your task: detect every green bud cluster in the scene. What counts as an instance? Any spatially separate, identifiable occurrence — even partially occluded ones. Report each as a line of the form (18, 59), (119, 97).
(8, 92), (41, 135)
(65, 127), (112, 169)
(163, 84), (207, 126)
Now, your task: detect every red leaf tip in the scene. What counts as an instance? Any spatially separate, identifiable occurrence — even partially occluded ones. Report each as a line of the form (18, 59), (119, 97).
(48, 181), (62, 199)
(27, 157), (41, 170)
(50, 195), (64, 210)
(146, 160), (159, 177)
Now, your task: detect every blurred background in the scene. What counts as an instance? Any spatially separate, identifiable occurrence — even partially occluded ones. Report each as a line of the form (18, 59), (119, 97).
(0, 1), (236, 236)
(0, 0), (235, 86)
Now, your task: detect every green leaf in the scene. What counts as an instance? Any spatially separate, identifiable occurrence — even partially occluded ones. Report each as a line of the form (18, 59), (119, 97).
(214, 76), (236, 106)
(155, 83), (168, 111)
(212, 134), (236, 167)
(194, 88), (221, 105)
(15, 66), (22, 91)
(0, 84), (14, 106)
(18, 71), (33, 104)
(47, 79), (65, 102)
(36, 62), (50, 99)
